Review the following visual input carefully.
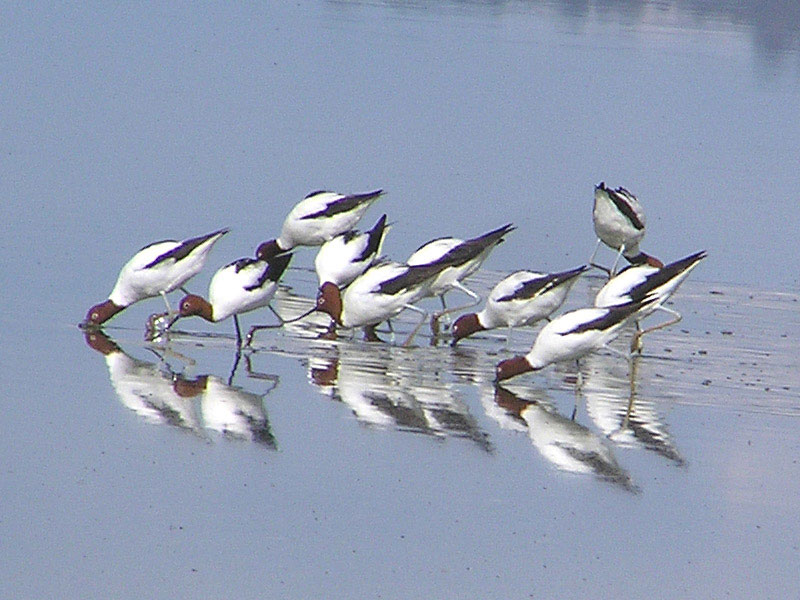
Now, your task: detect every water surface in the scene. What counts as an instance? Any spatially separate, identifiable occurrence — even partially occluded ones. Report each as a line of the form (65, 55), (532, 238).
(3, 1), (800, 598)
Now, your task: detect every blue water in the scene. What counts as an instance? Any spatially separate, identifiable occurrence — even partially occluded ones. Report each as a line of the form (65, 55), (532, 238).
(3, 2), (800, 598)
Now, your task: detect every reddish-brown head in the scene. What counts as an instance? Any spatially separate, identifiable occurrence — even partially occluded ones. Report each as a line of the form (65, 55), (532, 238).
(83, 329), (121, 355)
(628, 252), (664, 269)
(644, 254), (664, 268)
(493, 385), (530, 417)
(311, 359), (339, 386)
(256, 239), (282, 261)
(172, 375), (208, 398)
(495, 355), (534, 382)
(451, 313), (484, 346)
(83, 299), (124, 328)
(315, 282), (343, 324)
(178, 294), (214, 322)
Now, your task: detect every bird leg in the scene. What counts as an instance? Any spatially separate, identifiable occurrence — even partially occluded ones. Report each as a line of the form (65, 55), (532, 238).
(431, 282), (481, 333)
(402, 304), (429, 347)
(588, 238), (611, 275)
(608, 244), (627, 277)
(245, 304), (291, 347)
(363, 325), (383, 342)
(506, 326), (516, 350)
(227, 347), (243, 385)
(631, 306), (682, 353)
(234, 314), (243, 348)
(159, 290), (174, 313)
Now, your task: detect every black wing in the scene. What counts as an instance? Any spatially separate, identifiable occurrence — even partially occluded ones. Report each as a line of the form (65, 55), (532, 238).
(496, 265), (587, 302)
(241, 253), (293, 291)
(568, 301), (647, 335)
(143, 228), (228, 269)
(433, 223), (515, 268)
(300, 190), (384, 220)
(597, 182), (644, 230)
(355, 214), (387, 263)
(626, 251), (707, 302)
(376, 263), (442, 296)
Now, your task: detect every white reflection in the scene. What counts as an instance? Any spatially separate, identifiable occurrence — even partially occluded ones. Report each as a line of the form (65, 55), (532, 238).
(489, 385), (637, 492)
(84, 330), (277, 449)
(581, 353), (684, 465)
(305, 341), (491, 451)
(199, 374), (277, 448)
(84, 329), (205, 436)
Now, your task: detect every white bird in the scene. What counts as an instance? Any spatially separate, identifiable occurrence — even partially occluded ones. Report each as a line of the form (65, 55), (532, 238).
(594, 250), (706, 351)
(407, 223), (515, 327)
(314, 214), (388, 288)
(256, 189), (384, 259)
(83, 228), (228, 327)
(495, 300), (650, 382)
(315, 260), (446, 345)
(589, 182), (662, 275)
(171, 252), (292, 346)
(451, 265), (587, 345)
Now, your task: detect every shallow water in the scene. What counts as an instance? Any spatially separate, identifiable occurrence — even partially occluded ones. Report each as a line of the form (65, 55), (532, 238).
(4, 1), (800, 598)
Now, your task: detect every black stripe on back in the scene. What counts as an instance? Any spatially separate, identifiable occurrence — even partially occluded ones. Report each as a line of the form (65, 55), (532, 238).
(626, 251), (707, 302)
(300, 190), (383, 220)
(355, 214), (387, 262)
(376, 263), (442, 296)
(599, 183), (645, 230)
(567, 301), (645, 335)
(143, 228), (227, 269)
(432, 224), (515, 269)
(243, 252), (292, 292)
(496, 265), (586, 302)
(496, 274), (553, 302)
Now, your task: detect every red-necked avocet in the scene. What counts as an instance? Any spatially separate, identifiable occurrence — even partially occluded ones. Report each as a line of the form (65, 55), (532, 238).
(314, 214), (388, 288)
(594, 250), (706, 352)
(256, 189), (384, 260)
(495, 299), (652, 382)
(451, 265), (587, 345)
(82, 228), (228, 328)
(164, 252), (292, 347)
(589, 182), (662, 275)
(315, 260), (448, 346)
(406, 223), (515, 330)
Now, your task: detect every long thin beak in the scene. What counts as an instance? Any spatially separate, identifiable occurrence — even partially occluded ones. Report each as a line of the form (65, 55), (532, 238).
(281, 305), (317, 324)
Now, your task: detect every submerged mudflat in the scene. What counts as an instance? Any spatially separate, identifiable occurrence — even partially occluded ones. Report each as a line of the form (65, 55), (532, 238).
(58, 269), (799, 597)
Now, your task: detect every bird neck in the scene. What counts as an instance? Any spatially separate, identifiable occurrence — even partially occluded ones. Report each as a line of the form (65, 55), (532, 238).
(316, 282), (343, 325)
(256, 239), (285, 260)
(627, 252), (664, 268)
(452, 312), (485, 343)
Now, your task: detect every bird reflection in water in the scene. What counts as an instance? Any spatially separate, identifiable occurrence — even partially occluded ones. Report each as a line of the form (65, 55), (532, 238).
(489, 385), (637, 492)
(581, 353), (684, 466)
(305, 341), (492, 452)
(83, 330), (278, 449)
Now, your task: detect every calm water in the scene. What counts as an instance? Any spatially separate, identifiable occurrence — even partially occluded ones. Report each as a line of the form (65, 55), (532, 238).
(4, 1), (800, 598)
